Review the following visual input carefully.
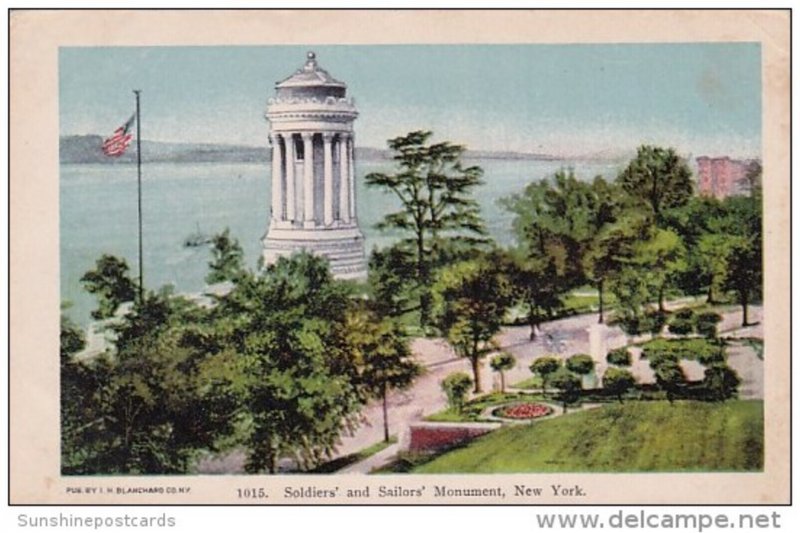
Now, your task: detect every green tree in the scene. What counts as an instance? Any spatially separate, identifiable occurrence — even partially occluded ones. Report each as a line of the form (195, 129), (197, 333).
(213, 252), (366, 473)
(549, 368), (582, 413)
(566, 354), (594, 376)
(367, 245), (416, 319)
(441, 372), (473, 414)
(489, 352), (516, 393)
(618, 145), (693, 224)
(206, 228), (245, 284)
(724, 235), (762, 326)
(529, 356), (561, 397)
(347, 308), (421, 442)
(80, 254), (138, 319)
(703, 363), (741, 402)
(653, 360), (686, 404)
(602, 367), (636, 403)
(433, 254), (514, 393)
(365, 131), (487, 328)
(606, 347), (632, 367)
(633, 228), (687, 313)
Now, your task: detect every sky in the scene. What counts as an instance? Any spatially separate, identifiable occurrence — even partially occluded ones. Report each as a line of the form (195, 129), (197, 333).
(59, 43), (761, 159)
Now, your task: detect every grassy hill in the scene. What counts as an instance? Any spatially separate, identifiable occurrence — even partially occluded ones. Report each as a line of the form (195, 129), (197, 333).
(413, 400), (763, 473)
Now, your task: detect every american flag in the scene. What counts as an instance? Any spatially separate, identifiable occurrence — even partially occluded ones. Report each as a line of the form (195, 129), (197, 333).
(102, 113), (136, 157)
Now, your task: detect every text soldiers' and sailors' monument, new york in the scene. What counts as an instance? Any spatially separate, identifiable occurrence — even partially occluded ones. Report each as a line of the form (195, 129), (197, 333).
(262, 52), (368, 279)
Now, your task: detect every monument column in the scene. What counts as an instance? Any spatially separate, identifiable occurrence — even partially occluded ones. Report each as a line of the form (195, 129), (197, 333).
(323, 132), (334, 226)
(285, 133), (296, 222)
(270, 133), (283, 221)
(348, 134), (356, 220)
(302, 132), (315, 227)
(338, 133), (350, 224)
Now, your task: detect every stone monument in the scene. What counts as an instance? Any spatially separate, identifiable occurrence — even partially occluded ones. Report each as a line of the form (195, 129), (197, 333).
(262, 51), (367, 279)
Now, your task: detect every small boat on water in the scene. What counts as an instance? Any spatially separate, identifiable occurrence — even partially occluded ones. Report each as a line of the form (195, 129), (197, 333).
(183, 223), (213, 248)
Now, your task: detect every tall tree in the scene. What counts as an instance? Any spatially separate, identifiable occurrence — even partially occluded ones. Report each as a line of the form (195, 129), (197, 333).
(206, 228), (245, 284)
(212, 252), (366, 473)
(347, 307), (421, 442)
(80, 254), (137, 319)
(432, 253), (514, 393)
(618, 145), (693, 224)
(365, 130), (487, 328)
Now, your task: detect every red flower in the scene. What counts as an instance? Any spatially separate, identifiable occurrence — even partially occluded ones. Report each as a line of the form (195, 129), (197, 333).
(497, 402), (552, 419)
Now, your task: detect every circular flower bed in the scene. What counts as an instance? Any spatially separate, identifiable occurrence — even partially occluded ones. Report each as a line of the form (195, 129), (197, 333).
(493, 402), (552, 420)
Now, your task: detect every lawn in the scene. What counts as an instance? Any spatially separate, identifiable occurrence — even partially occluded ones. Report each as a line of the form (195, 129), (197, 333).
(413, 400), (763, 473)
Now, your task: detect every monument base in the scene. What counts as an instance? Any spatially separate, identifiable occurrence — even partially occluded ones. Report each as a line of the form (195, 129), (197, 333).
(262, 223), (368, 281)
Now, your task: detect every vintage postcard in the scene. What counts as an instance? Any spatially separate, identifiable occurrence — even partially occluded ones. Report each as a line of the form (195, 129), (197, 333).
(9, 9), (790, 505)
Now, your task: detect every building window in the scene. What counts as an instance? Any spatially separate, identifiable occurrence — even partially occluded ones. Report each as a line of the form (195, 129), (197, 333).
(294, 135), (304, 161)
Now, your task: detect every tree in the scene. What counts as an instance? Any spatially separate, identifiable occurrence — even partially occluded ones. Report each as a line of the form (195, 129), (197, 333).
(566, 353), (594, 376)
(347, 308), (421, 442)
(213, 252), (366, 473)
(80, 254), (138, 319)
(724, 235), (761, 326)
(633, 228), (687, 313)
(206, 228), (245, 284)
(703, 363), (741, 402)
(489, 352), (516, 393)
(61, 289), (240, 474)
(507, 253), (564, 340)
(365, 131), (487, 328)
(433, 254), (514, 393)
(606, 347), (632, 367)
(529, 356), (561, 397)
(367, 245), (416, 319)
(653, 360), (686, 404)
(441, 372), (473, 414)
(503, 171), (608, 328)
(602, 367), (636, 403)
(549, 368), (582, 413)
(618, 145), (693, 224)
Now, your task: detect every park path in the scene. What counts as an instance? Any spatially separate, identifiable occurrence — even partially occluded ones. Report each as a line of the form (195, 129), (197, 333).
(195, 303), (763, 474)
(331, 303), (764, 466)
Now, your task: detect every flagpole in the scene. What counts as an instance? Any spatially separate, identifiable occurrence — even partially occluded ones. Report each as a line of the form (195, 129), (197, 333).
(134, 90), (143, 304)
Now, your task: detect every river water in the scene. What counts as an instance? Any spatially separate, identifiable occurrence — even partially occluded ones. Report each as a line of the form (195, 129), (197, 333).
(60, 158), (625, 325)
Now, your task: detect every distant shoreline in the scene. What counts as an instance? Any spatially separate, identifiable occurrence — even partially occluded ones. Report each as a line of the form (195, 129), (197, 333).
(60, 134), (628, 165)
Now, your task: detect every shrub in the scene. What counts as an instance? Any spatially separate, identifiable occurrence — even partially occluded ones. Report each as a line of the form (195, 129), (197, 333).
(644, 310), (668, 336)
(695, 312), (723, 338)
(602, 367), (637, 403)
(606, 347), (632, 367)
(654, 360), (686, 403)
(441, 373), (473, 414)
(674, 308), (695, 321)
(642, 338), (725, 368)
(565, 354), (594, 376)
(549, 368), (582, 413)
(529, 356), (562, 397)
(668, 316), (694, 335)
(702, 363), (741, 402)
(489, 352), (516, 393)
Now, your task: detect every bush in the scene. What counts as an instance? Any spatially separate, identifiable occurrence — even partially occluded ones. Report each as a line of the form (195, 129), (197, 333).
(644, 310), (668, 336)
(565, 354), (594, 376)
(606, 347), (632, 367)
(653, 360), (686, 403)
(695, 312), (723, 338)
(702, 363), (741, 401)
(441, 373), (473, 414)
(642, 338), (725, 368)
(668, 316), (694, 335)
(529, 356), (562, 396)
(549, 368), (582, 413)
(602, 367), (637, 403)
